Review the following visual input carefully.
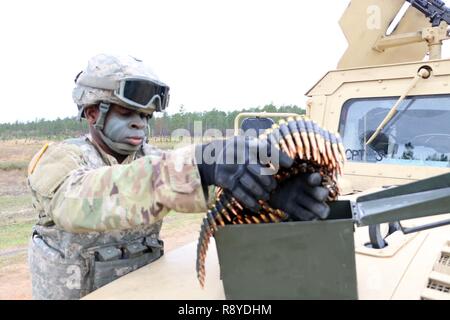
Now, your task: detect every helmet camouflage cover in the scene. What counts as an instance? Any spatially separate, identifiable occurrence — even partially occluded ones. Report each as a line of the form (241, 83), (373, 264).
(73, 54), (163, 119)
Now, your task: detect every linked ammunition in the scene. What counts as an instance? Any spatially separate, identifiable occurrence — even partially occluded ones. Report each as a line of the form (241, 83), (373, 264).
(196, 116), (343, 288)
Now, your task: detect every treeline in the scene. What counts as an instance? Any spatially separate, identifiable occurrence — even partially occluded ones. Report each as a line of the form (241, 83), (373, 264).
(0, 104), (305, 140)
(0, 118), (89, 141)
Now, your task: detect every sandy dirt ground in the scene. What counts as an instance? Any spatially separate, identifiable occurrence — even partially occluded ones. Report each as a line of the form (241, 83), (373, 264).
(0, 253), (30, 300)
(0, 170), (30, 197)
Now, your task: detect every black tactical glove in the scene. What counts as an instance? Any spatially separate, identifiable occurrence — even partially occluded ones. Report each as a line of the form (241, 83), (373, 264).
(196, 136), (293, 212)
(268, 172), (330, 221)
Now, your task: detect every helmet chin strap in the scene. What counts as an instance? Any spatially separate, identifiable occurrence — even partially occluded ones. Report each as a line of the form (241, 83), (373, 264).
(94, 102), (142, 156)
(93, 102), (110, 132)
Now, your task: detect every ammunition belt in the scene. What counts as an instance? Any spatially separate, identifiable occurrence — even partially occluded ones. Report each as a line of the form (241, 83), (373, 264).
(196, 116), (345, 287)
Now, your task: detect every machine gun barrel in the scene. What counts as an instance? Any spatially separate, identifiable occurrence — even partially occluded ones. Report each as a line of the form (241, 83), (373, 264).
(407, 0), (450, 26)
(353, 172), (450, 228)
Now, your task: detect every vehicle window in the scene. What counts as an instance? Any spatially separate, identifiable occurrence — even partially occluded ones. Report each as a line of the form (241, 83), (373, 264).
(338, 95), (450, 168)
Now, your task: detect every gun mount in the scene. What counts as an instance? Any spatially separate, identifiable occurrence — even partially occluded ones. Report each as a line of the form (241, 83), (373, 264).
(339, 0), (450, 68)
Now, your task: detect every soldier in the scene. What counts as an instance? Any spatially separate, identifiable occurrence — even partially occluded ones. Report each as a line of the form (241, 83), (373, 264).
(27, 54), (330, 300)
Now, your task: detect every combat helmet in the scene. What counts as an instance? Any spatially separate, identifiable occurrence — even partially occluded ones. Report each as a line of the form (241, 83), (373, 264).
(73, 54), (170, 124)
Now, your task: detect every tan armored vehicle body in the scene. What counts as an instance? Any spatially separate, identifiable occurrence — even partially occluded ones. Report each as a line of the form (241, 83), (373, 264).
(85, 0), (450, 300)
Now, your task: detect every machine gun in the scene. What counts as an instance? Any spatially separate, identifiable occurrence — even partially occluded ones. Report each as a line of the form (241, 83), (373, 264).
(407, 0), (450, 26)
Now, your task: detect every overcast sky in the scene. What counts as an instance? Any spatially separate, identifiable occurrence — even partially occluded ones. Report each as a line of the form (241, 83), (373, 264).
(1, 0), (448, 124)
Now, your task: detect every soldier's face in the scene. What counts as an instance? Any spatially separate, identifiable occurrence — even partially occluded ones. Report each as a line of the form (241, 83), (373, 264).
(103, 105), (149, 146)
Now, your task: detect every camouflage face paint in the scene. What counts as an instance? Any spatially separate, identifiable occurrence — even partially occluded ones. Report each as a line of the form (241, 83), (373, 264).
(100, 109), (148, 156)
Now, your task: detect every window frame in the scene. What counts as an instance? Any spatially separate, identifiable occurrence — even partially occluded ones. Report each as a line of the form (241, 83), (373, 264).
(337, 94), (450, 168)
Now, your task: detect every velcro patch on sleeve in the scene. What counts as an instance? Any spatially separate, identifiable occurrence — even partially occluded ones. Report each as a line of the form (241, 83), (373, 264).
(166, 145), (201, 194)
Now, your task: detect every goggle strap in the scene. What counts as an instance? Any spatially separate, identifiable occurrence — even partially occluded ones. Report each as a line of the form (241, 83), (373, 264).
(78, 75), (118, 90)
(94, 102), (111, 131)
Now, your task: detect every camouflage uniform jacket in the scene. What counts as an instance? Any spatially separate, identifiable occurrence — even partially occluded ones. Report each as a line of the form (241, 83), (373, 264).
(27, 135), (210, 299)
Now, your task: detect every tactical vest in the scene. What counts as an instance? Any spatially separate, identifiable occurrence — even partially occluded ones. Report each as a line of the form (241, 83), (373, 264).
(28, 137), (164, 300)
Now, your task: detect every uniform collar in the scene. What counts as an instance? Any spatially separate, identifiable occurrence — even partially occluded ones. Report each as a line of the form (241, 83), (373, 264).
(86, 134), (138, 165)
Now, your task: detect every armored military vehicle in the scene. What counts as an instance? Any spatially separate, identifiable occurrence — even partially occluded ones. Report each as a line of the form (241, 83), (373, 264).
(84, 0), (450, 300)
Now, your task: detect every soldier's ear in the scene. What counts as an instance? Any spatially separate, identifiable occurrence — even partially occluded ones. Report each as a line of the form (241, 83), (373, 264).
(84, 105), (100, 125)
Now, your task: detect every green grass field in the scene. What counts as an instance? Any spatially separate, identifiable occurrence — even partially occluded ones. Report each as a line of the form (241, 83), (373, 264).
(0, 161), (28, 171)
(0, 195), (32, 213)
(0, 221), (34, 251)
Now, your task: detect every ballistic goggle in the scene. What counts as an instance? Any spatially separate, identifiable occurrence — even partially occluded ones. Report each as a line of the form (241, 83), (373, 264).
(77, 74), (170, 113)
(116, 76), (170, 113)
